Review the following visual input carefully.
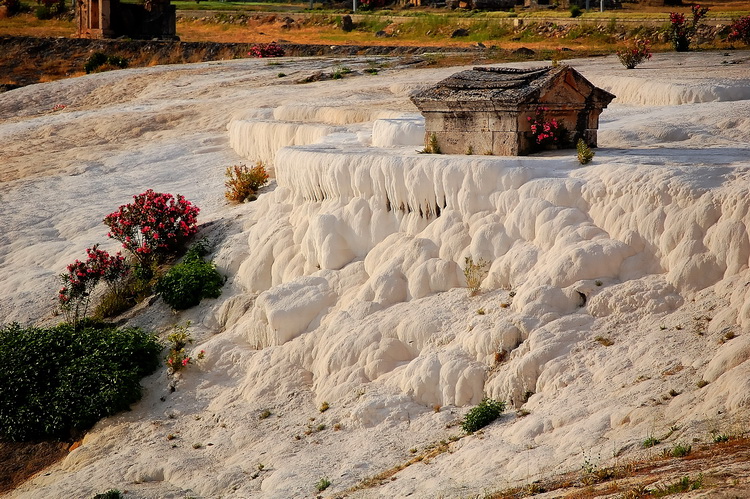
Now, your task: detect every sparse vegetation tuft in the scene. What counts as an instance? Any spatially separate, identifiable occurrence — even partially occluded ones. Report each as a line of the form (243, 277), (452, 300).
(316, 476), (331, 492)
(577, 138), (595, 165)
(670, 442), (692, 457)
(164, 321), (204, 373)
(643, 435), (660, 448)
(463, 256), (489, 296)
(650, 475), (702, 496)
(421, 132), (441, 154)
(712, 432), (730, 443)
(225, 162), (269, 203)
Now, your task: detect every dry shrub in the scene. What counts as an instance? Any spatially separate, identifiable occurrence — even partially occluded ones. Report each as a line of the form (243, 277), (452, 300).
(225, 162), (269, 203)
(463, 256), (489, 296)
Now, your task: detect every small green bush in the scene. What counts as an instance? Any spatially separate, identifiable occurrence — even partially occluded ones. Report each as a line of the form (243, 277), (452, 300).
(92, 490), (123, 499)
(155, 243), (223, 310)
(569, 5), (582, 17)
(84, 52), (108, 73)
(670, 442), (691, 457)
(642, 435), (660, 448)
(316, 476), (331, 492)
(0, 322), (161, 441)
(84, 53), (129, 74)
(577, 138), (595, 165)
(34, 4), (52, 19)
(461, 398), (505, 433)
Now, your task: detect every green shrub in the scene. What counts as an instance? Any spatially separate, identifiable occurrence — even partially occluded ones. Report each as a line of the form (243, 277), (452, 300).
(92, 490), (123, 499)
(461, 398), (505, 433)
(569, 5), (582, 18)
(34, 4), (52, 19)
(0, 322), (161, 441)
(315, 476), (331, 492)
(155, 243), (223, 310)
(84, 52), (108, 73)
(642, 435), (660, 448)
(670, 442), (691, 457)
(84, 53), (130, 74)
(577, 138), (595, 164)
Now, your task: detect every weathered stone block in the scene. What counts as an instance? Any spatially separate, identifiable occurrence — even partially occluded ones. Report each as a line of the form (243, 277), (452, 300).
(411, 66), (615, 156)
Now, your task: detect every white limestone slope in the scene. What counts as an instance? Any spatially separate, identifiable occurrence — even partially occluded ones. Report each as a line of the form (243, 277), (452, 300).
(3, 51), (750, 499)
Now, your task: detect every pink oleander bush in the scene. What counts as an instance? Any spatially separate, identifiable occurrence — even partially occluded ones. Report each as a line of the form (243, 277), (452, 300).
(58, 244), (129, 327)
(104, 190), (200, 267)
(617, 38), (652, 69)
(669, 5), (709, 51)
(728, 15), (750, 45)
(527, 107), (562, 149)
(248, 42), (285, 58)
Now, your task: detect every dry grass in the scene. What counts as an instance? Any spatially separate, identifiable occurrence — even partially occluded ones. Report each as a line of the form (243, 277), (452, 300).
(344, 438), (458, 494)
(484, 436), (750, 499)
(0, 13), (74, 37)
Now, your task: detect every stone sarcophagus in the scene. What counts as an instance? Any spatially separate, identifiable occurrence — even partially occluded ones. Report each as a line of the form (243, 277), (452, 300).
(410, 66), (615, 156)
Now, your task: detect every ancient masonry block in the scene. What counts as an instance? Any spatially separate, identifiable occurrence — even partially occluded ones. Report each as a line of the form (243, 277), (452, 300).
(411, 66), (615, 156)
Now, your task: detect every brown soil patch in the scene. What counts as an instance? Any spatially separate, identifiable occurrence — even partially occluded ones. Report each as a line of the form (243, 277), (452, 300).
(488, 436), (750, 498)
(0, 34), (589, 90)
(0, 440), (70, 495)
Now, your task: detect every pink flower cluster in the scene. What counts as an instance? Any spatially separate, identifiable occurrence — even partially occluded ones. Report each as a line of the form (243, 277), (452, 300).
(248, 42), (285, 58)
(527, 107), (560, 146)
(58, 245), (129, 325)
(691, 5), (709, 26)
(728, 15), (750, 45)
(59, 245), (128, 305)
(104, 189), (199, 264)
(617, 38), (652, 69)
(166, 356), (190, 367)
(669, 5), (709, 50)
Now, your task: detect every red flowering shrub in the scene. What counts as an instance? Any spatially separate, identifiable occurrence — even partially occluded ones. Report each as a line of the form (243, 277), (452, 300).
(248, 42), (285, 58)
(59, 244), (129, 327)
(617, 38), (652, 69)
(728, 15), (750, 45)
(527, 107), (562, 149)
(104, 190), (199, 266)
(669, 5), (709, 51)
